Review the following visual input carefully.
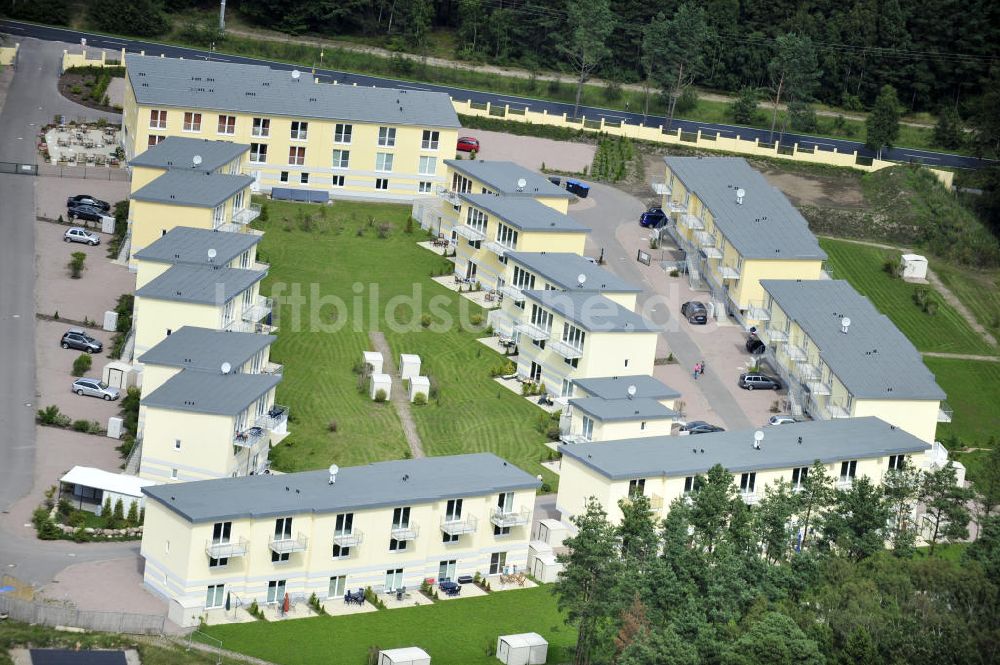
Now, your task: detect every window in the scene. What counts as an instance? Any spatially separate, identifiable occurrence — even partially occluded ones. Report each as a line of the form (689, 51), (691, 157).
(421, 130), (440, 150)
(266, 579), (286, 604)
(174, 439), (181, 450)
(149, 109), (167, 129)
(389, 537), (407, 552)
(280, 171), (289, 183)
(147, 135), (165, 148)
(332, 513), (353, 558)
(528, 361), (541, 383)
(740, 472), (756, 494)
(375, 178), (389, 190)
(582, 416), (594, 441)
(217, 115), (236, 135)
(628, 478), (646, 497)
(489, 552), (507, 575)
(791, 466), (809, 490)
(252, 117), (270, 137)
(375, 152), (394, 172)
(561, 379), (573, 398)
(640, 421), (647, 430)
(888, 455), (906, 471)
(418, 181), (432, 193)
(418, 156), (436, 175)
(249, 143), (268, 164)
(466, 207), (488, 235)
(183, 112), (201, 132)
(561, 323), (585, 350)
(437, 560), (456, 582)
(683, 476), (696, 494)
(494, 492), (513, 536)
(209, 521), (232, 568)
(442, 531), (459, 544)
(529, 305), (553, 349)
(205, 584), (225, 609)
(288, 146), (306, 165)
(170, 468), (178, 480)
(332, 175), (345, 187)
(385, 568), (403, 591)
(212, 204), (225, 229)
(272, 517), (292, 563)
(496, 223), (518, 249)
(332, 149), (350, 169)
(378, 126), (396, 147)
(334, 123), (352, 144)
(451, 173), (472, 193)
(300, 172), (309, 184)
(290, 121), (308, 140)
(840, 460), (857, 483)
(328, 575), (346, 598)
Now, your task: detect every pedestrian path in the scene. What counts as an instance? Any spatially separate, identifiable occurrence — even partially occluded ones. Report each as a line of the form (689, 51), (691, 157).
(369, 331), (425, 458)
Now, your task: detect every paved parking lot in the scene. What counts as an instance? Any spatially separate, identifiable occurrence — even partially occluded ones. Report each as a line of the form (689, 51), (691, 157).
(467, 129), (595, 173)
(35, 175), (129, 222)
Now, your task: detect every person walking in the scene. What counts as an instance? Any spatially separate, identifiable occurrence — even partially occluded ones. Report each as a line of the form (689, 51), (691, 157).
(693, 362), (701, 379)
(699, 360), (706, 376)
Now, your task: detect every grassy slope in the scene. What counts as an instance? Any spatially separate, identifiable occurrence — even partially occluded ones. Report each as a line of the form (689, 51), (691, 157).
(818, 238), (997, 356)
(204, 586), (572, 665)
(255, 200), (555, 485)
(931, 262), (1000, 339)
(924, 356), (1000, 445)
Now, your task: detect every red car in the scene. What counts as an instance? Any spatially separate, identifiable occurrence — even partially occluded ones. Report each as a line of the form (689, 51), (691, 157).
(457, 136), (480, 152)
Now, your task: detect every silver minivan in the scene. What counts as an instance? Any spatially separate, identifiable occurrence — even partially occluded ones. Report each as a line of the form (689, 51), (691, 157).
(71, 378), (121, 401)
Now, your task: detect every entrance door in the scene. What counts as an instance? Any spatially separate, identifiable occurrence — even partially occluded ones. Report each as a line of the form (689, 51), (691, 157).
(529, 362), (542, 382)
(466, 261), (477, 280)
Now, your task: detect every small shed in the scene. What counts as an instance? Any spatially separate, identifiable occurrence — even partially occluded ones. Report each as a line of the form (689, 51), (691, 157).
(409, 376), (430, 402)
(378, 647), (431, 665)
(533, 518), (568, 548)
(102, 361), (138, 391)
(496, 633), (548, 665)
(900, 254), (928, 281)
(59, 466), (157, 515)
(371, 373), (392, 401)
(399, 354), (421, 380)
(528, 542), (562, 584)
(363, 351), (384, 375)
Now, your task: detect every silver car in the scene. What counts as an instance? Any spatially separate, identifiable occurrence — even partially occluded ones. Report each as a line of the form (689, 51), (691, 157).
(768, 414), (797, 426)
(64, 227), (100, 246)
(72, 378), (120, 401)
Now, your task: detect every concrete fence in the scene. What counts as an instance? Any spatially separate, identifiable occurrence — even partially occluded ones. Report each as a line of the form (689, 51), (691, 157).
(61, 47), (126, 73)
(0, 43), (18, 66)
(0, 594), (166, 635)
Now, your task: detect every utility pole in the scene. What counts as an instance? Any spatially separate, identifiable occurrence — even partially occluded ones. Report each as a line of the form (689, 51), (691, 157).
(219, 0), (227, 33)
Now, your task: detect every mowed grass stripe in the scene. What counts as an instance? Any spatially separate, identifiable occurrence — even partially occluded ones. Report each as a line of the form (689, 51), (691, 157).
(926, 356), (1000, 444)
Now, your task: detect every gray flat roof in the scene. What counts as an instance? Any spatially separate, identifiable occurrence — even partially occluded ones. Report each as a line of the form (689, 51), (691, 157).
(445, 160), (572, 198)
(663, 157), (827, 260)
(762, 279), (946, 400)
(135, 264), (266, 305)
(506, 252), (640, 293)
(573, 375), (681, 401)
(142, 369), (280, 416)
(132, 226), (261, 266)
(522, 290), (659, 333)
(126, 54), (460, 128)
(560, 417), (930, 480)
(129, 137), (248, 173)
(459, 194), (589, 233)
(570, 397), (677, 422)
(131, 170), (253, 208)
(143, 453), (541, 523)
(138, 326), (275, 371)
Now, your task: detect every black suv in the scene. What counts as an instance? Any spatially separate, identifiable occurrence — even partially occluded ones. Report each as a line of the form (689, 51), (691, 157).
(66, 195), (110, 211)
(681, 301), (708, 324)
(61, 328), (102, 353)
(738, 372), (782, 390)
(67, 204), (110, 223)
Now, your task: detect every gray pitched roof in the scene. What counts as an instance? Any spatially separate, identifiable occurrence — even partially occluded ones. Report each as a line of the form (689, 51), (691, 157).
(459, 194), (589, 233)
(445, 160), (572, 198)
(663, 157), (827, 260)
(132, 227), (261, 266)
(142, 369), (281, 416)
(522, 290), (659, 333)
(131, 170), (253, 208)
(135, 264), (265, 305)
(570, 397), (678, 422)
(761, 279), (946, 400)
(560, 417), (929, 480)
(126, 54), (460, 128)
(573, 375), (681, 401)
(129, 137), (248, 173)
(138, 326), (275, 371)
(143, 453), (541, 523)
(506, 252), (640, 293)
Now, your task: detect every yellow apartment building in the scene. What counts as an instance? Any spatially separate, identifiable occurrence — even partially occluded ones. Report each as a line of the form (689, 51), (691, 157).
(512, 290), (659, 399)
(137, 369), (286, 483)
(556, 417), (933, 525)
(133, 226), (265, 289)
(133, 264), (269, 359)
(661, 157), (827, 324)
(413, 160), (573, 237)
(123, 54), (460, 202)
(450, 195), (589, 289)
(140, 453), (540, 627)
(560, 375), (682, 443)
(128, 136), (249, 193)
(757, 279), (947, 443)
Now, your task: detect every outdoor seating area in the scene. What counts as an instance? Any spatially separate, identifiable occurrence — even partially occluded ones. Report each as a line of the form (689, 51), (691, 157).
(477, 333), (518, 357)
(430, 275), (501, 309)
(493, 375), (562, 414)
(416, 235), (454, 256)
(42, 124), (122, 166)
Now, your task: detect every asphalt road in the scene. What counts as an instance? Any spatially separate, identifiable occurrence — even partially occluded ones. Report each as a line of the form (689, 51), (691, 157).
(1, 19), (991, 171)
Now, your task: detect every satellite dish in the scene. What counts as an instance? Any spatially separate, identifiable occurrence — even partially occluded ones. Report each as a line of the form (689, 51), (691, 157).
(207, 248), (217, 261)
(328, 464), (340, 476)
(841, 317), (851, 333)
(577, 273), (587, 287)
(753, 430), (764, 449)
(192, 155), (203, 166)
(627, 384), (637, 398)
(291, 69), (301, 80)
(516, 178), (527, 190)
(736, 188), (746, 199)
(220, 362), (232, 374)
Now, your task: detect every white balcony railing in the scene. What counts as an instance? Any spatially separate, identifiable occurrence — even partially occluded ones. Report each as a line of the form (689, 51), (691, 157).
(232, 204), (262, 226)
(206, 537), (248, 559)
(560, 433), (591, 444)
(499, 285), (525, 302)
(827, 402), (851, 419)
(702, 246), (723, 259)
(719, 265), (741, 280)
(796, 360), (821, 381)
(233, 426), (266, 449)
(454, 224), (486, 242)
(740, 491), (759, 505)
(549, 339), (584, 360)
(333, 529), (364, 548)
(695, 231), (715, 249)
(262, 362), (283, 375)
(937, 401), (953, 423)
(514, 321), (550, 341)
(390, 523), (420, 541)
(784, 343), (808, 362)
(667, 200), (687, 213)
(806, 380), (832, 396)
(490, 507), (530, 528)
(683, 215), (705, 231)
(257, 405), (289, 432)
(836, 477), (854, 490)
(436, 187), (460, 207)
(242, 296), (272, 323)
(217, 223), (264, 236)
(225, 319), (276, 335)
(440, 515), (478, 536)
(765, 327), (788, 342)
(747, 302), (770, 322)
(484, 240), (516, 257)
(268, 533), (308, 554)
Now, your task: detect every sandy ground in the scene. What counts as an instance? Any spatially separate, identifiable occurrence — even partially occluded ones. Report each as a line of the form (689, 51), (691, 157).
(760, 169), (866, 209)
(41, 557), (167, 615)
(467, 129), (595, 173)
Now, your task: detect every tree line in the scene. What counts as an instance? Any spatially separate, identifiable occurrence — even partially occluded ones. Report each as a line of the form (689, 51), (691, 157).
(553, 450), (1000, 665)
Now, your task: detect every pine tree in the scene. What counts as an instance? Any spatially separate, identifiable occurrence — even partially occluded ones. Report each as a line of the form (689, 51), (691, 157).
(866, 84), (902, 158)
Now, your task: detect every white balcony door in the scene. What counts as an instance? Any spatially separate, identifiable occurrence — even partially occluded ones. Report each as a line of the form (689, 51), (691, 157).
(445, 499), (463, 521)
(438, 560), (456, 581)
(266, 580), (286, 604)
(385, 568), (404, 591)
(497, 492), (513, 513)
(205, 584), (225, 609)
(582, 416), (594, 440)
(233, 190), (244, 213)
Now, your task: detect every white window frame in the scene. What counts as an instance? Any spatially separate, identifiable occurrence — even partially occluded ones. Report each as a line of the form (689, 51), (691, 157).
(290, 120), (308, 141)
(378, 126), (396, 147)
(249, 143), (268, 164)
(252, 117), (270, 138)
(334, 123), (353, 144)
(375, 178), (389, 191)
(418, 181), (432, 193)
(375, 152), (394, 173)
(217, 115), (236, 135)
(421, 130), (440, 150)
(205, 584), (225, 609)
(331, 175), (345, 187)
(182, 112), (201, 132)
(149, 109), (167, 129)
(418, 155), (437, 176)
(288, 146), (306, 166)
(266, 579), (286, 604)
(328, 575), (346, 599)
(332, 149), (350, 169)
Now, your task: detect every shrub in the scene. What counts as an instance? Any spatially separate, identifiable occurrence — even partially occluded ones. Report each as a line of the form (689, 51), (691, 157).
(730, 87), (759, 124)
(127, 501), (139, 526)
(404, 217), (414, 234)
(374, 389), (387, 403)
(470, 313), (484, 326)
(72, 527), (91, 543)
(68, 251), (86, 278)
(883, 256), (902, 277)
(36, 404), (70, 427)
(259, 204), (269, 222)
(71, 353), (92, 377)
(33, 508), (61, 540)
(328, 420), (339, 433)
(413, 393), (427, 406)
(72, 419), (92, 432)
(376, 222), (393, 239)
(420, 313), (432, 328)
(674, 87), (698, 114)
(603, 79), (623, 102)
(67, 511), (88, 527)
(57, 498), (73, 517)
(247, 600), (264, 620)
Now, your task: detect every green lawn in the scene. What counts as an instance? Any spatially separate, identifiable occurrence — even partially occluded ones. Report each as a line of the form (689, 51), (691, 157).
(931, 262), (1000, 339)
(203, 586), (572, 665)
(818, 238), (997, 356)
(924, 357), (1000, 445)
(253, 199), (556, 486)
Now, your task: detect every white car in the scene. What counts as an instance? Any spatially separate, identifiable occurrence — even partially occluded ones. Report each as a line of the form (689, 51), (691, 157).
(64, 227), (100, 246)
(768, 414), (797, 426)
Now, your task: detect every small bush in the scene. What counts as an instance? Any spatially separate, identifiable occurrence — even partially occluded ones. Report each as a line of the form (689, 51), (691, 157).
(328, 420), (339, 433)
(37, 404), (71, 427)
(374, 389), (387, 403)
(72, 419), (92, 432)
(68, 251), (86, 278)
(247, 600), (264, 620)
(376, 222), (393, 239)
(420, 313), (432, 328)
(127, 501), (139, 526)
(71, 353), (92, 377)
(33, 508), (61, 540)
(413, 393), (427, 406)
(67, 511), (88, 527)
(404, 217), (414, 234)
(470, 313), (484, 326)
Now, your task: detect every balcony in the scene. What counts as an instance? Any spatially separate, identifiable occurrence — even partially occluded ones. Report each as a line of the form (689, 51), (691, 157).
(257, 404), (290, 432)
(836, 477), (854, 490)
(233, 426), (266, 449)
(332, 529), (364, 548)
(747, 302), (771, 322)
(806, 380), (832, 396)
(926, 441), (950, 468)
(684, 215), (706, 232)
(436, 187), (460, 207)
(784, 343), (807, 362)
(549, 339), (584, 360)
(268, 533), (308, 554)
(252, 260), (270, 273)
(795, 360), (821, 382)
(242, 296), (272, 323)
(514, 321), (550, 341)
(667, 200), (687, 213)
(484, 240), (515, 257)
(217, 222), (264, 236)
(454, 224), (486, 242)
(499, 284), (525, 303)
(490, 507), (530, 528)
(440, 515), (478, 536)
(225, 319), (276, 335)
(765, 327), (788, 342)
(740, 491), (759, 505)
(719, 265), (741, 280)
(937, 401), (953, 423)
(560, 433), (590, 444)
(262, 362), (283, 375)
(702, 247), (723, 259)
(827, 402), (851, 419)
(652, 182), (671, 196)
(390, 523), (420, 541)
(232, 204), (262, 226)
(206, 537), (249, 559)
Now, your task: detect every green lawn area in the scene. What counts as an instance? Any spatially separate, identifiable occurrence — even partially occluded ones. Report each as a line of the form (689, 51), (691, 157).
(925, 356), (1000, 445)
(818, 238), (997, 356)
(931, 262), (1000, 340)
(203, 586), (572, 665)
(253, 199), (556, 486)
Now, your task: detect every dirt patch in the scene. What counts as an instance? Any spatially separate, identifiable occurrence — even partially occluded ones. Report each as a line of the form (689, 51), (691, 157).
(57, 70), (124, 114)
(468, 129), (595, 174)
(758, 169), (866, 209)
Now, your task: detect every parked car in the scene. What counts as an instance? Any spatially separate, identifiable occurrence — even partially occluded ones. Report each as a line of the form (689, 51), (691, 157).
(768, 414), (797, 426)
(639, 207), (668, 228)
(738, 372), (782, 390)
(457, 136), (480, 152)
(67, 204), (112, 224)
(63, 227), (100, 246)
(66, 195), (110, 211)
(745, 337), (766, 355)
(61, 328), (102, 353)
(565, 179), (590, 198)
(678, 420), (726, 435)
(681, 301), (708, 324)
(72, 377), (120, 401)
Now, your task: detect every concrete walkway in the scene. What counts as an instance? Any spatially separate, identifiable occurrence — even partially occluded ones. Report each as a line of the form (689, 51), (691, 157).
(921, 352), (1000, 362)
(368, 331), (425, 458)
